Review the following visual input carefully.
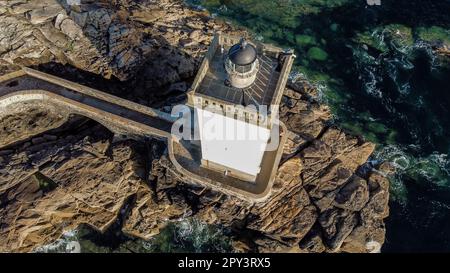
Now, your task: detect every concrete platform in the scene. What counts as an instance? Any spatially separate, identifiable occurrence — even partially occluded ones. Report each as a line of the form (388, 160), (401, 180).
(168, 122), (287, 202)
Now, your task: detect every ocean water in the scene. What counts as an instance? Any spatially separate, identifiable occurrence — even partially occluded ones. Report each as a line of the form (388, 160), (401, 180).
(185, 0), (450, 252)
(33, 219), (232, 253)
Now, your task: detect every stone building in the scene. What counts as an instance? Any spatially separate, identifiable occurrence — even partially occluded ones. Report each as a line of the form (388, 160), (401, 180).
(186, 33), (294, 182)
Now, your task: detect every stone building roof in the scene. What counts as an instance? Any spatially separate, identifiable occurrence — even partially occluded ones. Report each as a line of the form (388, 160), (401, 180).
(228, 40), (257, 66)
(189, 34), (295, 108)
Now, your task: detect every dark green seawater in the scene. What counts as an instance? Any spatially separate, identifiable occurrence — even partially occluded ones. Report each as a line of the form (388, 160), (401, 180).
(185, 0), (450, 252)
(33, 219), (233, 253)
(36, 0), (450, 253)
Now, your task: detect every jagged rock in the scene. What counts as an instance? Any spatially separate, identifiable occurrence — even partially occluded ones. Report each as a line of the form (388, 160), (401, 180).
(189, 29), (202, 40)
(361, 172), (390, 224)
(60, 18), (84, 40)
(272, 156), (303, 190)
(0, 125), (144, 252)
(31, 137), (46, 145)
(0, 15), (53, 65)
(301, 128), (375, 199)
(248, 192), (316, 240)
(340, 168), (391, 252)
(168, 81), (188, 93)
(299, 228), (326, 253)
(334, 176), (370, 211)
(0, 0), (227, 82)
(140, 47), (197, 88)
(54, 13), (67, 29)
(43, 134), (58, 141)
(122, 186), (190, 240)
(254, 236), (301, 253)
(318, 208), (358, 251)
(86, 8), (112, 32)
(280, 96), (331, 139)
(288, 79), (321, 101)
(0, 103), (69, 149)
(436, 45), (450, 57)
(0, 60), (20, 75)
(27, 4), (65, 25)
(340, 219), (385, 253)
(39, 24), (70, 49)
(283, 130), (306, 155)
(131, 8), (165, 24)
(231, 240), (252, 253)
(179, 38), (196, 47)
(70, 11), (88, 28)
(0, 83), (389, 253)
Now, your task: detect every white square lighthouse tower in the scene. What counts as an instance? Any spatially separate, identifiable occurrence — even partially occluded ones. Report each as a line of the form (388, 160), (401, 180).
(187, 34), (294, 182)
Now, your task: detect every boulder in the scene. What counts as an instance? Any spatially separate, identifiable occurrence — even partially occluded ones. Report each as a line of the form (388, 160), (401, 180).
(60, 18), (83, 40)
(318, 208), (358, 251)
(334, 176), (370, 211)
(27, 4), (65, 25)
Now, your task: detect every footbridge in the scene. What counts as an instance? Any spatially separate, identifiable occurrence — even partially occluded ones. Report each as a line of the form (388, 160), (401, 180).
(0, 68), (176, 139)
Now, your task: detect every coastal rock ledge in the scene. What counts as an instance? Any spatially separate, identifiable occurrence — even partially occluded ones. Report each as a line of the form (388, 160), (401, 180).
(0, 81), (391, 253)
(0, 0), (390, 253)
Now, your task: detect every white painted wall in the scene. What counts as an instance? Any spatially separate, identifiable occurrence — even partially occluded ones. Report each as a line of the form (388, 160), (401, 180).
(196, 108), (270, 177)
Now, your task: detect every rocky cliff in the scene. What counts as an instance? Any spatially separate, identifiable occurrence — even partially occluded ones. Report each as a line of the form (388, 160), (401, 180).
(0, 0), (391, 253)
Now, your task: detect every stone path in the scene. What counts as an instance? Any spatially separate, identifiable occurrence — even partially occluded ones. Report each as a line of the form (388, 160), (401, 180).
(0, 68), (175, 139)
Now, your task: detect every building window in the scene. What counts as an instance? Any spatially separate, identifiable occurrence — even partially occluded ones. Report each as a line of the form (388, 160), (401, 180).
(235, 64), (253, 73)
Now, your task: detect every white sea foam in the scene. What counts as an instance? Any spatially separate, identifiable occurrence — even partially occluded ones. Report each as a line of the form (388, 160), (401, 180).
(414, 40), (442, 70)
(374, 144), (450, 204)
(366, 240), (382, 253)
(168, 218), (231, 253)
(288, 70), (327, 103)
(364, 69), (383, 98)
(32, 229), (81, 253)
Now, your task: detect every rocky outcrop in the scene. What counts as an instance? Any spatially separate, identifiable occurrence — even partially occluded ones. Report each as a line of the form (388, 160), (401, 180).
(0, 118), (146, 252)
(0, 0), (238, 89)
(436, 45), (450, 57)
(0, 102), (69, 148)
(0, 0), (390, 253)
(0, 80), (390, 253)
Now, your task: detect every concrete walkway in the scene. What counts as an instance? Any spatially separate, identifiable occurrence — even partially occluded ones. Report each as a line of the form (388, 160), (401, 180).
(0, 68), (176, 139)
